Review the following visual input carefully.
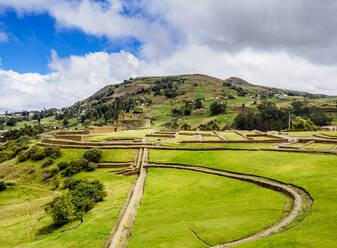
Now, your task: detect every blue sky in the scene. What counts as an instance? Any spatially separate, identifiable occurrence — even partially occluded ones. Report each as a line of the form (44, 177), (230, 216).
(0, 0), (336, 111)
(0, 10), (141, 74)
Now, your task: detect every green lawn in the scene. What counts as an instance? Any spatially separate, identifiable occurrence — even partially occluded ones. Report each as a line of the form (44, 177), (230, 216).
(128, 168), (285, 248)
(286, 131), (318, 138)
(320, 131), (337, 138)
(219, 131), (246, 140)
(149, 150), (337, 247)
(201, 135), (221, 141)
(101, 149), (136, 162)
(305, 143), (334, 150)
(87, 129), (155, 142)
(160, 143), (276, 148)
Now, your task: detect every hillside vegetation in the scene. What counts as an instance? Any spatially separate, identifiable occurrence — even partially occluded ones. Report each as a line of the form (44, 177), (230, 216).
(63, 74), (336, 130)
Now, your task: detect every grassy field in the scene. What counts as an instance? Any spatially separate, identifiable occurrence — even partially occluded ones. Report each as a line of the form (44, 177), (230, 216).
(128, 168), (285, 248)
(219, 131), (246, 140)
(149, 150), (337, 247)
(101, 149), (136, 162)
(0, 152), (135, 248)
(160, 143), (276, 148)
(86, 129), (155, 142)
(0, 147), (139, 247)
(305, 143), (335, 150)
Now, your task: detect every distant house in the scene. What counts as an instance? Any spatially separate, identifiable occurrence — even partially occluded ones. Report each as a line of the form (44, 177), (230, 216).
(321, 126), (337, 131)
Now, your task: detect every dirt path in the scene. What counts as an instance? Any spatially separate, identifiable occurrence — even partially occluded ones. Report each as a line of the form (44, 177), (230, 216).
(146, 163), (313, 247)
(107, 149), (148, 248)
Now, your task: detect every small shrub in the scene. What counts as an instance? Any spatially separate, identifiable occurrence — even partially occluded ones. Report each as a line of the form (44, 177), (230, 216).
(27, 167), (36, 174)
(31, 147), (47, 161)
(44, 146), (61, 159)
(50, 167), (59, 175)
(83, 149), (102, 163)
(63, 177), (84, 190)
(57, 161), (69, 171)
(85, 162), (97, 172)
(41, 169), (53, 183)
(41, 158), (54, 168)
(52, 180), (59, 190)
(0, 181), (6, 192)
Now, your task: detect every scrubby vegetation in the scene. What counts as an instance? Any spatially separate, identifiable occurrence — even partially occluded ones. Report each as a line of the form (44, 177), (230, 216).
(47, 179), (106, 226)
(18, 146), (61, 162)
(0, 136), (30, 163)
(0, 181), (6, 192)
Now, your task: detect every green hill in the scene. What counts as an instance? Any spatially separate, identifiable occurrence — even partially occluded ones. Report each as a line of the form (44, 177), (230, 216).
(65, 74), (336, 129)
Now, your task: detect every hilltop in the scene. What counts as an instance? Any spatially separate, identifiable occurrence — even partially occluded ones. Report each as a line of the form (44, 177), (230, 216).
(65, 74), (335, 129)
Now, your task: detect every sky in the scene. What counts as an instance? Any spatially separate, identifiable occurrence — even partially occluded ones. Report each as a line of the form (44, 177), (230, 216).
(0, 0), (336, 111)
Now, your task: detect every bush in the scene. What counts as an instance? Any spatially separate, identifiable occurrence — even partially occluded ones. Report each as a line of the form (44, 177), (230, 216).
(63, 158), (88, 177)
(44, 146), (61, 159)
(0, 181), (6, 192)
(63, 177), (84, 190)
(47, 180), (106, 226)
(31, 147), (47, 161)
(83, 149), (102, 163)
(198, 120), (220, 131)
(40, 169), (53, 183)
(50, 167), (59, 175)
(41, 158), (54, 168)
(210, 102), (226, 115)
(57, 161), (69, 171)
(1, 136), (30, 163)
(48, 194), (77, 226)
(85, 162), (97, 172)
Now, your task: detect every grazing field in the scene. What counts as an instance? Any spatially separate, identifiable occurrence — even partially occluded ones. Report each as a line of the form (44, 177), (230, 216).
(149, 150), (337, 247)
(128, 168), (285, 248)
(0, 168), (135, 248)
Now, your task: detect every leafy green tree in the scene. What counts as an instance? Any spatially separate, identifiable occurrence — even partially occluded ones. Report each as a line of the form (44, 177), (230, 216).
(83, 149), (102, 163)
(48, 194), (77, 226)
(210, 102), (226, 115)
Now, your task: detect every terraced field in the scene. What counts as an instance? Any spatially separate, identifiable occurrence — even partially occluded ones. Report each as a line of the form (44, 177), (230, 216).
(128, 168), (285, 248)
(1, 129), (337, 248)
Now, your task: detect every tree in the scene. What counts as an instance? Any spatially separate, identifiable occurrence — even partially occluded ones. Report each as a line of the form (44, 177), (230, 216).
(194, 99), (203, 109)
(6, 118), (17, 127)
(292, 116), (318, 131)
(210, 102), (226, 115)
(83, 149), (102, 163)
(48, 194), (77, 226)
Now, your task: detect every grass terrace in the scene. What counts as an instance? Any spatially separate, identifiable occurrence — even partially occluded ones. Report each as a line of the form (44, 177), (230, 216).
(86, 129), (155, 142)
(128, 168), (285, 248)
(149, 150), (337, 247)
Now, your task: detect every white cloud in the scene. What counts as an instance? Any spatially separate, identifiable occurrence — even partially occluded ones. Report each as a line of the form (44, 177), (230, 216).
(1, 46), (337, 111)
(0, 0), (337, 111)
(0, 32), (8, 42)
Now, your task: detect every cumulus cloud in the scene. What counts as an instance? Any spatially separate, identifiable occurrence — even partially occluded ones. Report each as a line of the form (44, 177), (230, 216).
(0, 0), (337, 111)
(1, 46), (337, 111)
